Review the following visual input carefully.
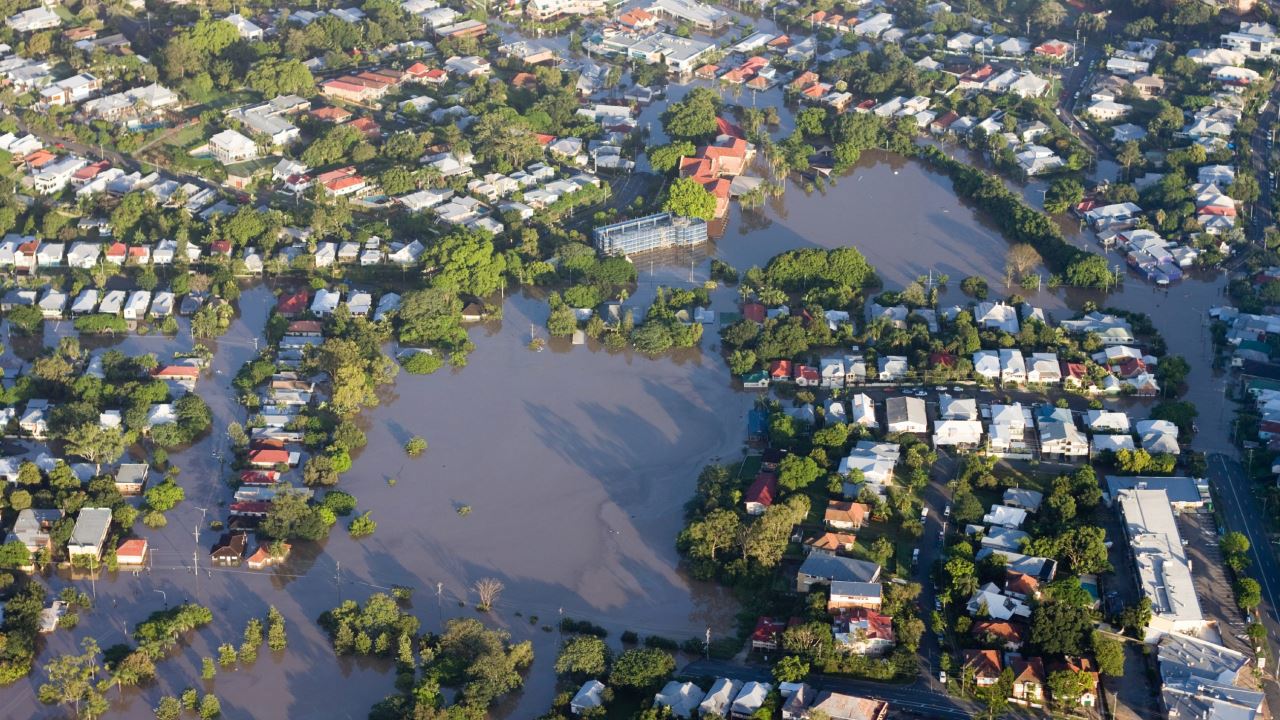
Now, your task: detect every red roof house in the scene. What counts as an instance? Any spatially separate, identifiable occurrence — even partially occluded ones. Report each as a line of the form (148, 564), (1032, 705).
(276, 290), (309, 316)
(744, 472), (777, 515)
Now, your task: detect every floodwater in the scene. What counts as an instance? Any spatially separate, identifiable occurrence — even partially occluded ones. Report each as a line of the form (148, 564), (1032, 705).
(2, 96), (1239, 720)
(4, 284), (747, 719)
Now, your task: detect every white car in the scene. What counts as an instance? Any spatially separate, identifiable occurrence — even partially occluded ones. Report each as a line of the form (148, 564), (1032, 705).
(939, 670), (948, 684)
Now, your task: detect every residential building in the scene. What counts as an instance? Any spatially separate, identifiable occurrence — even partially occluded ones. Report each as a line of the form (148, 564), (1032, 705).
(209, 129), (259, 165)
(796, 554), (880, 592)
(593, 212), (707, 256)
(803, 691), (890, 720)
(647, 0), (728, 30)
(654, 680), (702, 718)
(828, 581), (882, 612)
(67, 507), (112, 561)
(1009, 656), (1046, 707)
(831, 609), (895, 657)
(963, 650), (1003, 686)
(824, 500), (869, 531)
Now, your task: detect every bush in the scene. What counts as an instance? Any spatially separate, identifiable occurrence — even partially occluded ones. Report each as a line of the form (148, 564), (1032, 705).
(401, 352), (442, 375)
(348, 511), (377, 538)
(404, 437), (427, 457)
(322, 491), (357, 516)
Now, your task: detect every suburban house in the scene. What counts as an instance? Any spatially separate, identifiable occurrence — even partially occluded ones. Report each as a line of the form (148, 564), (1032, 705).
(1009, 656), (1047, 707)
(824, 500), (869, 531)
(116, 538), (148, 567)
(796, 554), (880, 592)
(211, 532), (248, 565)
(743, 472), (777, 515)
(67, 507), (112, 561)
(963, 649), (1004, 686)
(113, 464), (150, 495)
(884, 396), (926, 434)
(831, 608), (895, 656)
(827, 581), (883, 612)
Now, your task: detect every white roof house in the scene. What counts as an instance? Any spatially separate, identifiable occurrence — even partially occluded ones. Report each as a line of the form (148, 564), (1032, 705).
(878, 355), (908, 381)
(1086, 410), (1131, 433)
(933, 419), (984, 447)
(654, 681), (703, 719)
(885, 396), (926, 434)
(939, 395), (978, 420)
(850, 393), (878, 428)
(570, 680), (605, 715)
(975, 301), (1019, 333)
(224, 13), (264, 40)
(974, 350), (1000, 380)
(999, 349), (1026, 384)
(311, 289), (340, 316)
(700, 678), (742, 716)
(731, 682), (773, 718)
(983, 505), (1027, 528)
(209, 129), (259, 165)
(1026, 353), (1061, 383)
(966, 582), (1031, 620)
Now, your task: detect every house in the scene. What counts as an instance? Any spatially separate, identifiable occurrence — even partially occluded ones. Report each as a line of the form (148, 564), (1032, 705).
(224, 13), (264, 40)
(730, 681), (772, 719)
(884, 396), (926, 434)
(999, 349), (1027, 384)
(1026, 353), (1062, 383)
(116, 538), (148, 567)
(211, 532), (248, 565)
(796, 554), (880, 592)
(1009, 656), (1047, 707)
(246, 543), (290, 570)
(939, 395), (978, 421)
(933, 419), (983, 448)
(804, 532), (857, 555)
(966, 582), (1032, 620)
(804, 691), (890, 720)
(67, 507), (112, 561)
(570, 680), (606, 715)
(1086, 410), (1131, 433)
(654, 680), (702, 719)
(209, 129), (259, 165)
(113, 464), (149, 495)
(828, 581), (882, 612)
(983, 505), (1027, 528)
(981, 526), (1031, 553)
(699, 678), (742, 717)
(750, 617), (788, 650)
(1038, 419), (1088, 459)
(1051, 657), (1099, 707)
(831, 609), (895, 657)
(1003, 488), (1043, 511)
(825, 500), (869, 530)
(154, 364), (200, 392)
(849, 394), (877, 428)
(972, 620), (1027, 650)
(6, 508), (62, 556)
(963, 649), (1004, 686)
(744, 473), (777, 515)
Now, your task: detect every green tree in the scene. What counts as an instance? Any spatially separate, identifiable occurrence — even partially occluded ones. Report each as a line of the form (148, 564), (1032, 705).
(772, 655), (810, 683)
(554, 635), (609, 679)
(662, 177), (718, 221)
(404, 437), (427, 457)
(267, 607), (287, 651)
(1043, 178), (1084, 214)
(63, 420), (124, 471)
(661, 87), (720, 140)
(37, 638), (107, 719)
(647, 141), (696, 173)
(1030, 603), (1092, 655)
(1091, 631), (1125, 678)
(1047, 669), (1092, 709)
(1235, 577), (1262, 610)
(777, 454), (821, 492)
(608, 648), (674, 690)
(144, 481), (185, 513)
(348, 511), (377, 538)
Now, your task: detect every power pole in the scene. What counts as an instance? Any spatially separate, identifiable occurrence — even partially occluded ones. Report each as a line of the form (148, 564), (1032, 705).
(335, 560), (342, 604)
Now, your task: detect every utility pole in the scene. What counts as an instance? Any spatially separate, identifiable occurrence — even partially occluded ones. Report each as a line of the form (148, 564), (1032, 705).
(436, 582), (443, 625)
(193, 507), (207, 599)
(335, 560), (342, 604)
(704, 627), (711, 657)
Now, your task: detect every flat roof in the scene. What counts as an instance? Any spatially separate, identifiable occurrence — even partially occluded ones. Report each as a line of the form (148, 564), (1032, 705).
(1118, 489), (1203, 625)
(1106, 475), (1204, 505)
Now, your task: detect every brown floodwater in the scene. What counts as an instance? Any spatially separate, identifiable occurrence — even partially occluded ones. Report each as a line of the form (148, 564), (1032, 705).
(2, 149), (1234, 719)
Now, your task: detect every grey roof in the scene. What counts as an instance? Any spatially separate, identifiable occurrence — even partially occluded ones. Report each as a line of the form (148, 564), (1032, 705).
(1159, 633), (1250, 685)
(68, 507), (111, 550)
(798, 554), (881, 584)
(1106, 475), (1203, 505)
(1002, 488), (1043, 510)
(976, 548), (1057, 581)
(830, 580), (882, 599)
(115, 463), (149, 485)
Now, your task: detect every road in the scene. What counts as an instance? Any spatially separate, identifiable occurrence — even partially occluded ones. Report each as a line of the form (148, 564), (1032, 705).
(1206, 454), (1280, 711)
(681, 658), (980, 719)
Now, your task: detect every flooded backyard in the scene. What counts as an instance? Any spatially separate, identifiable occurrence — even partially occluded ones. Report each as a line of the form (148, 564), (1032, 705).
(0, 144), (1240, 719)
